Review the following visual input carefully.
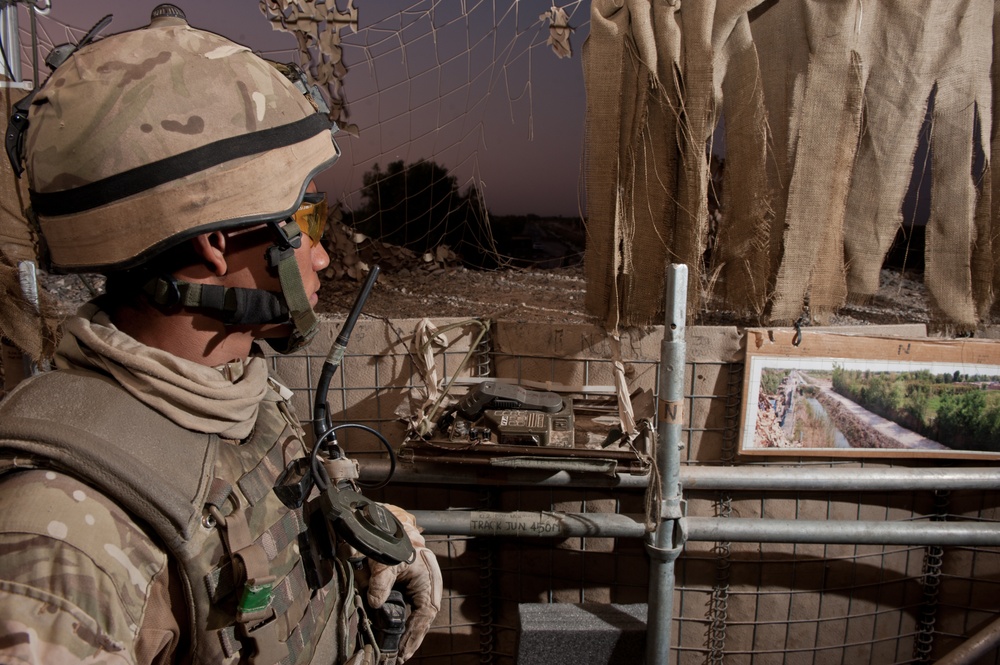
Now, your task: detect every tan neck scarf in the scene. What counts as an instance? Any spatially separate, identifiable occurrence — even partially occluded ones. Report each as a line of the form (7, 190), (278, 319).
(55, 302), (268, 440)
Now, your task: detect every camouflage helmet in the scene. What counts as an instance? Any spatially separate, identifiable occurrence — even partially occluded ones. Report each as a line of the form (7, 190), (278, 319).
(18, 5), (340, 272)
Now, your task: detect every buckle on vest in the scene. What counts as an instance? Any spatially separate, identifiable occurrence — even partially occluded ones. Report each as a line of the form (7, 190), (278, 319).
(239, 612), (287, 665)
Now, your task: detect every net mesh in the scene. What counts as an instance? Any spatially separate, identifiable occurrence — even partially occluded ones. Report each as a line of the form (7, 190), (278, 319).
(10, 1), (587, 273)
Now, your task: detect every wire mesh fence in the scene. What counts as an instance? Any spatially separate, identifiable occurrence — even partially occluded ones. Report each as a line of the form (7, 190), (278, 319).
(268, 317), (1000, 664)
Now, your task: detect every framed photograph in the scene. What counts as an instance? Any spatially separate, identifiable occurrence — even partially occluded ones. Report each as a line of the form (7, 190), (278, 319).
(740, 329), (1000, 459)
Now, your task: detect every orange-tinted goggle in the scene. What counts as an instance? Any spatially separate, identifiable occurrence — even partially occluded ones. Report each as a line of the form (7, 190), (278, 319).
(293, 192), (328, 245)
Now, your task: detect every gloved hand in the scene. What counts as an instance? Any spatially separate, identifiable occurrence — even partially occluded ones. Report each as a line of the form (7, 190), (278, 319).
(367, 504), (442, 662)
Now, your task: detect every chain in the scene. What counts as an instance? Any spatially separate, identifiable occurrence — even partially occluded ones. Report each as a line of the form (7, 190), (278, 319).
(706, 362), (742, 663)
(478, 488), (497, 664)
(474, 330), (495, 663)
(707, 506), (732, 664)
(720, 363), (742, 466)
(475, 325), (492, 377)
(913, 490), (950, 663)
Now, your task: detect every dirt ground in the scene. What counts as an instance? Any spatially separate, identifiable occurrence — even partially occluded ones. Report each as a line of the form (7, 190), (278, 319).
(38, 263), (929, 328)
(316, 263), (931, 328)
(315, 263), (592, 323)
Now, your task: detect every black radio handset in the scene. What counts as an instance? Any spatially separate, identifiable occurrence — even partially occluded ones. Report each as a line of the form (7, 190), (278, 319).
(274, 266), (415, 567)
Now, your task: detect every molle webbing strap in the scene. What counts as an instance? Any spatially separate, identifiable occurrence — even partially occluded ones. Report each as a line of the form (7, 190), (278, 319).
(219, 627), (242, 659)
(255, 560), (313, 627)
(287, 591), (333, 663)
(239, 438), (289, 506)
(206, 477), (236, 513)
(218, 565), (319, 661)
(205, 508), (307, 601)
(219, 594), (330, 663)
(30, 114), (334, 217)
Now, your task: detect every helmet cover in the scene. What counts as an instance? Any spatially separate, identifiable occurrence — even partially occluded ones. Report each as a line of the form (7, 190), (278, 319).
(23, 10), (340, 272)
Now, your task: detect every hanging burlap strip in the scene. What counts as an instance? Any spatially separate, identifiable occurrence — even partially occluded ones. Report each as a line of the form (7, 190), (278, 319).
(747, 2), (809, 290)
(983, 4), (1000, 317)
(616, 0), (678, 328)
(767, 1), (863, 324)
(672, 1), (716, 318)
(992, 5), (1000, 320)
(964, 2), (994, 323)
(926, 2), (992, 329)
(928, 90), (978, 328)
(583, 0), (995, 330)
(842, 3), (934, 302)
(584, 0), (683, 330)
(973, 149), (993, 319)
(582, 0), (629, 331)
(840, 1), (993, 330)
(713, 7), (772, 318)
(967, 0), (993, 319)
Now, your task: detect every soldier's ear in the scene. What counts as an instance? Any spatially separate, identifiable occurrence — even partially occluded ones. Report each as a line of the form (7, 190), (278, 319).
(191, 231), (229, 276)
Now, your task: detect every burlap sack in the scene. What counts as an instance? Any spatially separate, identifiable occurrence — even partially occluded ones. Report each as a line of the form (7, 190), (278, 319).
(1, 81), (58, 362)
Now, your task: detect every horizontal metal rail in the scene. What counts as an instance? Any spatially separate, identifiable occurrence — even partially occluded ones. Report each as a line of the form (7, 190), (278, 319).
(936, 614), (1000, 665)
(410, 510), (1000, 546)
(411, 509), (647, 538)
(366, 460), (1000, 492)
(679, 465), (1000, 492)
(682, 517), (1000, 546)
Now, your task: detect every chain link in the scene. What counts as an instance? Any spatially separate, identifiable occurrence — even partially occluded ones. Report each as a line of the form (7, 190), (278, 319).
(913, 490), (950, 663)
(705, 362), (743, 663)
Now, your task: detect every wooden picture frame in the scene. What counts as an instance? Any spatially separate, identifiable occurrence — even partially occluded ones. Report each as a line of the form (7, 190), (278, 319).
(739, 329), (1000, 459)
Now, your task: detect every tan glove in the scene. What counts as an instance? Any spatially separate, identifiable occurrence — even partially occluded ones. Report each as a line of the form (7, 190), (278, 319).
(367, 504), (442, 662)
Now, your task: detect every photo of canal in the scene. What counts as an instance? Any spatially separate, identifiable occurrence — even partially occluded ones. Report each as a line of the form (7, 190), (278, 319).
(741, 350), (1000, 457)
(758, 369), (948, 451)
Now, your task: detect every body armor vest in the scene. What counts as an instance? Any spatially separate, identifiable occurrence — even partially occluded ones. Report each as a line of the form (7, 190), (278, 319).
(0, 369), (354, 664)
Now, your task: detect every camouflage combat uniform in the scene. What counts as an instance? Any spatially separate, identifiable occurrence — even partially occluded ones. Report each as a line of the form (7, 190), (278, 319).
(0, 7), (393, 662)
(0, 305), (353, 664)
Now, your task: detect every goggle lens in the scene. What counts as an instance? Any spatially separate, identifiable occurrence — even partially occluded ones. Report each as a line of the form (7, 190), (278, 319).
(294, 193), (328, 245)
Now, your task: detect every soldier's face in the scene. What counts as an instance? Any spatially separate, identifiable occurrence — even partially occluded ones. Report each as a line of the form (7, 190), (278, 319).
(223, 182), (330, 338)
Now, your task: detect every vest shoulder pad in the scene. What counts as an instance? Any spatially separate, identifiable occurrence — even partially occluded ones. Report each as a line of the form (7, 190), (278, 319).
(0, 370), (218, 547)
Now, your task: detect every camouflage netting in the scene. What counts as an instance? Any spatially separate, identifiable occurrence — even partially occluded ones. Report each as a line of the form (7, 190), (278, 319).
(583, 0), (996, 332)
(0, 82), (58, 363)
(259, 0), (359, 136)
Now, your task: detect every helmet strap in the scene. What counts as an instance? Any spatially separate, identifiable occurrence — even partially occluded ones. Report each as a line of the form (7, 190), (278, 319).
(143, 276), (289, 325)
(142, 221), (319, 353)
(265, 221), (319, 353)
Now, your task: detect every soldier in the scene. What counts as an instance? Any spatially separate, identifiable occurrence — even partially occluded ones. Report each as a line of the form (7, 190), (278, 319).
(0, 5), (440, 664)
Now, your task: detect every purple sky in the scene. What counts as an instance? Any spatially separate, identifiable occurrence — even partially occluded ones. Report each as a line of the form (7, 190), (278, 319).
(9, 1), (588, 217)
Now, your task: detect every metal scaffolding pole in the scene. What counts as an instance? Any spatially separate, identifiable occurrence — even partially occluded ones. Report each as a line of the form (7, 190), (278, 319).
(409, 510), (1000, 547)
(410, 509), (646, 538)
(682, 517), (1000, 546)
(646, 264), (687, 665)
(935, 614), (1000, 665)
(363, 461), (1000, 493)
(678, 465), (1000, 492)
(0, 4), (21, 83)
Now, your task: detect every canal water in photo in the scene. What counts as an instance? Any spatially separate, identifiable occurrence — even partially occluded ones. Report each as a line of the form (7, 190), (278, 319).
(804, 397), (851, 448)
